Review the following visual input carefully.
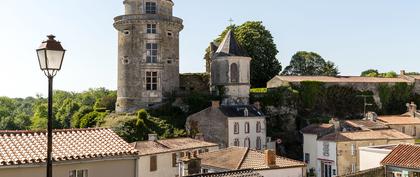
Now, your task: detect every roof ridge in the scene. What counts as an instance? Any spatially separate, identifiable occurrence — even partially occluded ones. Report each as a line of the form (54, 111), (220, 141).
(236, 147), (250, 170)
(0, 128), (108, 135)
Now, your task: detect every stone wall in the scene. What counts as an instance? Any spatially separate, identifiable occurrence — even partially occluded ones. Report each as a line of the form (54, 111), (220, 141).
(338, 167), (385, 177)
(179, 73), (210, 94)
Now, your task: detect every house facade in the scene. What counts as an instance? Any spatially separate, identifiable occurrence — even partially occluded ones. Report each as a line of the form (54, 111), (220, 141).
(0, 128), (138, 177)
(131, 135), (219, 177)
(358, 145), (395, 171)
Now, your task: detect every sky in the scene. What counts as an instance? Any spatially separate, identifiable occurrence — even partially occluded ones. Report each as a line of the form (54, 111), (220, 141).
(0, 0), (420, 98)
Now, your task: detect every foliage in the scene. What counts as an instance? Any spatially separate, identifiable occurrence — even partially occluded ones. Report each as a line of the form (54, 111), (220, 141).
(361, 69), (398, 78)
(379, 83), (414, 115)
(282, 51), (339, 76)
(205, 21), (282, 88)
(250, 88), (268, 93)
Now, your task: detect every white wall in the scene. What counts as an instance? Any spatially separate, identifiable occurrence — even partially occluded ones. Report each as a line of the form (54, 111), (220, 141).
(228, 117), (267, 150)
(303, 134), (318, 172)
(257, 167), (306, 177)
(316, 141), (337, 177)
(138, 146), (219, 177)
(359, 147), (391, 171)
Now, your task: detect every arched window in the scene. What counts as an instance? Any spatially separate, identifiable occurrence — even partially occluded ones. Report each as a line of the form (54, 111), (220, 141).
(402, 126), (406, 133)
(234, 122), (240, 134)
(230, 63), (239, 83)
(413, 126), (417, 136)
(244, 138), (250, 148)
(245, 122), (250, 134)
(234, 139), (240, 146)
(256, 137), (262, 150)
(256, 121), (262, 133)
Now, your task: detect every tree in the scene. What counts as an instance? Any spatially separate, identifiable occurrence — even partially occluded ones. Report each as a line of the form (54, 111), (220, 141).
(282, 51), (339, 76)
(361, 69), (398, 78)
(205, 21), (282, 88)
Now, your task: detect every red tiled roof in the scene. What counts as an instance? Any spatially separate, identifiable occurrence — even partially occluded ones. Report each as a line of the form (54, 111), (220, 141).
(0, 128), (137, 166)
(381, 144), (420, 169)
(185, 169), (263, 177)
(132, 138), (218, 156)
(199, 147), (306, 170)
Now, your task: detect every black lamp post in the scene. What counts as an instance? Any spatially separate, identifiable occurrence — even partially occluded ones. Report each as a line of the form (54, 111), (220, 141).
(36, 35), (66, 177)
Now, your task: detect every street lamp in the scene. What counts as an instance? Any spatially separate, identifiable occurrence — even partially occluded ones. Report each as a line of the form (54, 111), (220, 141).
(36, 35), (66, 177)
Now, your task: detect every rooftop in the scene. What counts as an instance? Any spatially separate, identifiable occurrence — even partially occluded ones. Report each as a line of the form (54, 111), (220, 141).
(185, 169), (262, 177)
(300, 124), (334, 135)
(214, 30), (248, 58)
(381, 144), (420, 169)
(377, 115), (420, 125)
(199, 147), (306, 170)
(344, 120), (389, 130)
(131, 138), (218, 156)
(0, 128), (137, 167)
(219, 105), (264, 117)
(319, 129), (414, 142)
(272, 75), (412, 83)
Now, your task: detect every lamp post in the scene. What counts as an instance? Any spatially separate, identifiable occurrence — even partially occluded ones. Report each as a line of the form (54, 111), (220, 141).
(36, 35), (66, 177)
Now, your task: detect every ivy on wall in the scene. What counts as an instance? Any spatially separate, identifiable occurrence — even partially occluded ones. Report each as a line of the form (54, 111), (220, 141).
(379, 83), (414, 115)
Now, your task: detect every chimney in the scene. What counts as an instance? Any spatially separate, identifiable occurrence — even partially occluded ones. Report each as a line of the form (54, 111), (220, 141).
(253, 101), (262, 110)
(265, 150), (276, 167)
(194, 133), (204, 141)
(409, 102), (417, 117)
(148, 134), (158, 141)
(181, 152), (202, 176)
(329, 118), (340, 131)
(244, 108), (249, 117)
(400, 70), (406, 76)
(212, 100), (220, 109)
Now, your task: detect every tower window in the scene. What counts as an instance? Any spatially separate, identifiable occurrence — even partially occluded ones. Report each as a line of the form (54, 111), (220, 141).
(146, 43), (158, 63)
(244, 122), (250, 134)
(145, 2), (157, 14)
(256, 137), (262, 150)
(256, 121), (262, 133)
(234, 122), (239, 134)
(146, 71), (158, 91)
(230, 63), (239, 83)
(167, 31), (173, 37)
(147, 24), (157, 34)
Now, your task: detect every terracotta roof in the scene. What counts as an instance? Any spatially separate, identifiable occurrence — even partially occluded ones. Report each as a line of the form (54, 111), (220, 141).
(0, 128), (137, 166)
(199, 147), (306, 170)
(381, 144), (420, 169)
(377, 115), (420, 125)
(273, 76), (412, 83)
(300, 124), (334, 135)
(318, 129), (414, 142)
(132, 138), (218, 156)
(185, 169), (263, 177)
(344, 120), (388, 130)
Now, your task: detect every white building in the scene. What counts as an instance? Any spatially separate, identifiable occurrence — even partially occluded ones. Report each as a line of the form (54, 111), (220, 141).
(131, 135), (219, 177)
(316, 139), (338, 177)
(359, 145), (395, 171)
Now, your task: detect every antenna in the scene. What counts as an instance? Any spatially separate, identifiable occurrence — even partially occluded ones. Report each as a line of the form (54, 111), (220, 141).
(357, 95), (373, 116)
(228, 18), (234, 26)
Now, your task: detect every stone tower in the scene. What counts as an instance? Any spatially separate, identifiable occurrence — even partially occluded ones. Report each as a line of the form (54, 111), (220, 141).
(114, 0), (183, 113)
(210, 30), (251, 106)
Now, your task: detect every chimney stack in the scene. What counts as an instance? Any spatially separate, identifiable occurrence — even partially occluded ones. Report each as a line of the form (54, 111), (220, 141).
(400, 70), (406, 76)
(253, 101), (261, 110)
(265, 150), (276, 167)
(194, 133), (204, 141)
(409, 102), (417, 117)
(212, 100), (220, 109)
(148, 134), (158, 141)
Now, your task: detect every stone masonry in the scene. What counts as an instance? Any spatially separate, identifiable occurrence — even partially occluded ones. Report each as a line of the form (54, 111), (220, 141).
(114, 0), (183, 113)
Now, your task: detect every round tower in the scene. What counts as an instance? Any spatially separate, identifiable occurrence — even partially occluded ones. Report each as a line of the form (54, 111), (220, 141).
(210, 30), (251, 106)
(114, 0), (183, 113)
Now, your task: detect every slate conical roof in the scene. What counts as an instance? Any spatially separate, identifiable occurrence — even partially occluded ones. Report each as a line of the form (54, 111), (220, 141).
(214, 30), (248, 58)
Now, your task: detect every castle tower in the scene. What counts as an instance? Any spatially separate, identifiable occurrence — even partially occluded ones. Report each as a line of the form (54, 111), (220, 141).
(210, 30), (251, 106)
(114, 0), (183, 113)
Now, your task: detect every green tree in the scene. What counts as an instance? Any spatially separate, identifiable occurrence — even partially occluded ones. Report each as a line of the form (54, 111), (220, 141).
(205, 21), (282, 88)
(361, 69), (380, 77)
(282, 51), (339, 76)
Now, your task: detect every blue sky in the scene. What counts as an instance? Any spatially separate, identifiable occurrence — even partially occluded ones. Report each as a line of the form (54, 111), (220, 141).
(1, 0), (420, 98)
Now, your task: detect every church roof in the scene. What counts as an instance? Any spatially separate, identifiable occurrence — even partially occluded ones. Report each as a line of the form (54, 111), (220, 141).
(214, 30), (248, 58)
(219, 105), (263, 117)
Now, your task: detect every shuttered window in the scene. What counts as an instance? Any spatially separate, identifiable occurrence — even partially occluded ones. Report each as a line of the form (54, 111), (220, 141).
(150, 155), (157, 171)
(172, 153), (177, 167)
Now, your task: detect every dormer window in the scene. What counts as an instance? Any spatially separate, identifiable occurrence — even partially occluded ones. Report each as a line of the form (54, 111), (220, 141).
(145, 2), (157, 14)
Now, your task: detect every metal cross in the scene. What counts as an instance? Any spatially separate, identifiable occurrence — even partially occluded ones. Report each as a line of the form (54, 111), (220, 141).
(228, 18), (234, 26)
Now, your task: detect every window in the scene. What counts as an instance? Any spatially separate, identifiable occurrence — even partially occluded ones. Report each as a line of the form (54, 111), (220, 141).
(69, 169), (88, 177)
(234, 138), (240, 146)
(145, 2), (157, 14)
(180, 152), (185, 157)
(256, 137), (262, 150)
(245, 122), (250, 134)
(413, 126), (417, 136)
(351, 144), (356, 156)
(150, 155), (157, 171)
(147, 24), (157, 34)
(230, 63), (239, 83)
(244, 138), (250, 148)
(172, 153), (177, 167)
(351, 163), (356, 173)
(402, 126), (406, 133)
(323, 142), (329, 157)
(256, 121), (262, 133)
(146, 43), (158, 63)
(146, 72), (158, 91)
(304, 153), (310, 164)
(234, 122), (239, 134)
